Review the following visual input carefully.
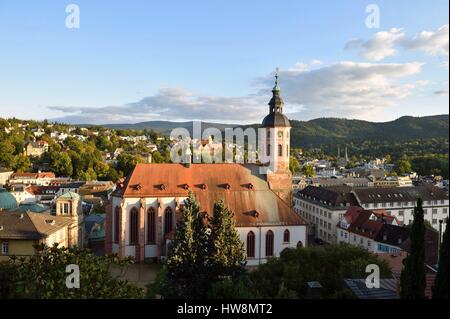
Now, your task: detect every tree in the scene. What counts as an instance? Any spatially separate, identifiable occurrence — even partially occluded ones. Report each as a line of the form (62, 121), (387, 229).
(162, 192), (208, 298)
(117, 153), (143, 176)
(209, 200), (246, 280)
(0, 244), (144, 299)
(49, 151), (73, 177)
(400, 198), (426, 299)
(12, 154), (31, 172)
(0, 140), (15, 169)
(289, 156), (300, 174)
(395, 155), (412, 175)
(249, 244), (391, 299)
(301, 165), (315, 177)
(433, 219), (449, 299)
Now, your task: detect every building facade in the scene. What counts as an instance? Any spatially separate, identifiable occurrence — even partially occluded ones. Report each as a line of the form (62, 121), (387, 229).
(352, 186), (449, 232)
(293, 186), (358, 243)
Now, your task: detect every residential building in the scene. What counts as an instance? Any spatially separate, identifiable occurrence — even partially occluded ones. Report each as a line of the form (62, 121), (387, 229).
(293, 186), (358, 243)
(0, 211), (72, 261)
(352, 186), (449, 232)
(25, 140), (49, 157)
(336, 206), (408, 254)
(8, 172), (56, 186)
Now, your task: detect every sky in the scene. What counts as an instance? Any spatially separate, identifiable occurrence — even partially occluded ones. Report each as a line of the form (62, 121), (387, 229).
(0, 0), (448, 124)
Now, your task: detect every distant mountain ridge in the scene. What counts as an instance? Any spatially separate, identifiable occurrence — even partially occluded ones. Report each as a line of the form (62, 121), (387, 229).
(101, 115), (449, 148)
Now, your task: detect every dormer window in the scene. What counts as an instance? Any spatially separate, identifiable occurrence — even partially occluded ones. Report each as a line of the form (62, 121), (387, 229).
(201, 184), (207, 190)
(224, 183), (231, 190)
(183, 184), (189, 190)
(248, 183), (254, 190)
(160, 184), (166, 190)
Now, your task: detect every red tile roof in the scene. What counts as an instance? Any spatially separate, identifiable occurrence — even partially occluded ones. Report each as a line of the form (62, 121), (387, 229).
(114, 163), (307, 227)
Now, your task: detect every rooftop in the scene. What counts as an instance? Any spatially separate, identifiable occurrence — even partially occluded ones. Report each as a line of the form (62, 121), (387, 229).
(0, 211), (72, 240)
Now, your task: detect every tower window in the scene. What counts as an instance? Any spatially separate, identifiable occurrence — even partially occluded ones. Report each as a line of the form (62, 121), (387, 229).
(278, 144), (283, 156)
(267, 143), (271, 156)
(286, 145), (289, 156)
(278, 131), (283, 138)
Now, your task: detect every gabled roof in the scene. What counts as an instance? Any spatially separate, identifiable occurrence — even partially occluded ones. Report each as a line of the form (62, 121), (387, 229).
(338, 207), (408, 244)
(113, 163), (307, 227)
(0, 211), (72, 240)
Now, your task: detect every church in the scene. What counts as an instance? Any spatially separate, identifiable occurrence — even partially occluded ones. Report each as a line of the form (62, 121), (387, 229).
(105, 71), (308, 266)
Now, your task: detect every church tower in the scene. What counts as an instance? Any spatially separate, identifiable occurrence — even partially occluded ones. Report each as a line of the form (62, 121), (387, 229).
(56, 191), (84, 247)
(262, 68), (292, 204)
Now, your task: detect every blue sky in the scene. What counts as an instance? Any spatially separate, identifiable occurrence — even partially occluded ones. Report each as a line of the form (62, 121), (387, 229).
(0, 0), (448, 124)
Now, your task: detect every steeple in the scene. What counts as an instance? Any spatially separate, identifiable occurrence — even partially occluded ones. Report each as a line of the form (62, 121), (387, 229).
(269, 67), (284, 114)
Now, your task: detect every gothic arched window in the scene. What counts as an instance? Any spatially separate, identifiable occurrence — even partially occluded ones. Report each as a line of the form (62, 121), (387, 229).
(265, 230), (274, 257)
(247, 231), (255, 258)
(278, 144), (283, 157)
(114, 206), (120, 243)
(297, 241), (303, 248)
(267, 143), (271, 156)
(164, 207), (173, 235)
(283, 229), (290, 243)
(147, 207), (156, 244)
(129, 207), (139, 245)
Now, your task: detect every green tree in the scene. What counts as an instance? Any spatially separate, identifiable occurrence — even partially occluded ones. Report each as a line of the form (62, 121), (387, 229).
(289, 156), (300, 174)
(0, 140), (15, 169)
(117, 153), (143, 176)
(400, 198), (426, 299)
(162, 192), (208, 298)
(301, 165), (315, 177)
(0, 244), (144, 299)
(433, 219), (449, 299)
(395, 155), (412, 175)
(209, 200), (246, 280)
(49, 151), (73, 177)
(12, 154), (31, 172)
(249, 244), (391, 299)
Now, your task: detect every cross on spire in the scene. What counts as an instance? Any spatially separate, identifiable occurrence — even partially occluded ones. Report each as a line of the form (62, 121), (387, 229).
(273, 67), (281, 91)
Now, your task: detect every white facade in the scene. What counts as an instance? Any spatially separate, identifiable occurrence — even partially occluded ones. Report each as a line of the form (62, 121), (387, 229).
(356, 199), (449, 232)
(293, 196), (348, 243)
(336, 219), (402, 254)
(111, 195), (307, 265)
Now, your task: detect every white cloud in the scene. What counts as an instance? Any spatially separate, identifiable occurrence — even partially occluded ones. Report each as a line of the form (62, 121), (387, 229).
(345, 28), (405, 61)
(259, 61), (423, 119)
(400, 25), (449, 56)
(50, 61), (424, 124)
(346, 25), (449, 61)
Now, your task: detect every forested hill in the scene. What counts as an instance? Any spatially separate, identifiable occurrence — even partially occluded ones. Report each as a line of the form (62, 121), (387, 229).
(103, 114), (449, 148)
(290, 114), (449, 148)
